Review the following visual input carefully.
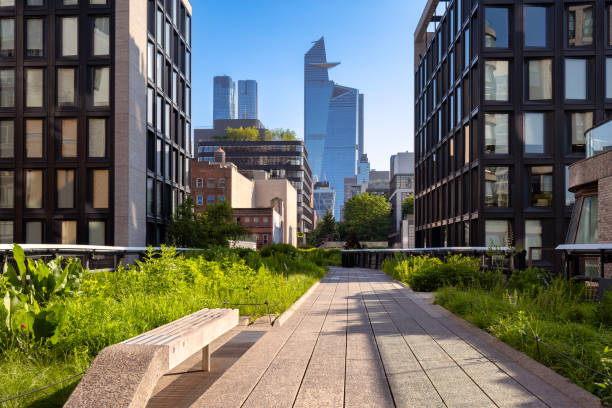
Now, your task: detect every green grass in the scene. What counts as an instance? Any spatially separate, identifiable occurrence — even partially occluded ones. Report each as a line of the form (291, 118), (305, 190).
(0, 246), (339, 407)
(434, 283), (612, 401)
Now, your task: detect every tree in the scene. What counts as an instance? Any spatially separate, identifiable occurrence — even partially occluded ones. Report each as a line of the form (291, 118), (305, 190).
(219, 126), (261, 141)
(307, 210), (337, 247)
(166, 197), (247, 248)
(264, 128), (296, 141)
(342, 193), (391, 241)
(402, 195), (415, 217)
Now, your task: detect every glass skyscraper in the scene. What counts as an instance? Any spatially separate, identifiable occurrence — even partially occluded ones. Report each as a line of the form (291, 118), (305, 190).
(304, 37), (361, 219)
(238, 80), (258, 119)
(213, 75), (236, 120)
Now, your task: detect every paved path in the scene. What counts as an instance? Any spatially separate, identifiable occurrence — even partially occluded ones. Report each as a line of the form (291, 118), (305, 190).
(189, 267), (597, 408)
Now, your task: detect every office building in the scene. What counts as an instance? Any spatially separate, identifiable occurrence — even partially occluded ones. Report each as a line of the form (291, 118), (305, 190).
(357, 154), (370, 185)
(313, 181), (335, 221)
(413, 0), (605, 264)
(358, 94), (364, 157)
(0, 0), (192, 246)
(213, 75), (236, 121)
(304, 37), (361, 219)
(367, 170), (390, 197)
(237, 80), (258, 119)
(194, 132), (314, 236)
(389, 152), (415, 247)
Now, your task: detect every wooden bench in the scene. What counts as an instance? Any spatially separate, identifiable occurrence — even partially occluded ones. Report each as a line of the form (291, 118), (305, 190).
(65, 308), (239, 408)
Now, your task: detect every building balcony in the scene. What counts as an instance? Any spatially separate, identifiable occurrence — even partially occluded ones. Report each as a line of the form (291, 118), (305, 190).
(586, 120), (612, 158)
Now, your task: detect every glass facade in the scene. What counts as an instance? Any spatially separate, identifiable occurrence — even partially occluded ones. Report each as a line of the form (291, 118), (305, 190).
(237, 80), (258, 119)
(213, 75), (236, 121)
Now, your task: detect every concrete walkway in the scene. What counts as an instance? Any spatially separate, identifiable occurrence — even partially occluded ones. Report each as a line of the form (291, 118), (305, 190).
(187, 267), (597, 408)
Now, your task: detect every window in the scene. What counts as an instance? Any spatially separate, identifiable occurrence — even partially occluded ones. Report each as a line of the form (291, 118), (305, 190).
(61, 17), (78, 57)
(529, 166), (553, 207)
(464, 29), (470, 69)
(164, 103), (170, 137)
(60, 119), (77, 158)
(195, 178), (203, 188)
(565, 166), (575, 206)
(92, 169), (109, 208)
(218, 195), (225, 202)
(147, 42), (154, 81)
(485, 167), (510, 208)
(528, 59), (552, 100)
(0, 69), (13, 107)
(27, 0), (43, 5)
(464, 125), (470, 165)
(607, 58), (612, 99)
(57, 169), (75, 208)
(0, 0), (14, 6)
(263, 217), (269, 226)
(207, 195), (214, 203)
(484, 8), (509, 48)
(93, 16), (110, 56)
(0, 18), (14, 57)
(89, 221), (105, 245)
(484, 113), (509, 154)
(0, 221), (12, 243)
(484, 60), (509, 101)
(196, 195), (203, 205)
(570, 112), (593, 153)
(93, 67), (110, 106)
(147, 87), (154, 125)
(61, 221), (77, 244)
(91, 0), (107, 4)
(26, 19), (43, 57)
(525, 6), (547, 47)
(0, 120), (13, 158)
(565, 59), (587, 100)
(218, 178), (225, 188)
(57, 68), (76, 106)
(524, 113), (545, 154)
(165, 21), (170, 54)
(25, 68), (43, 108)
(253, 217), (259, 226)
(156, 95), (162, 131)
(156, 9), (163, 45)
(525, 220), (543, 261)
(207, 178), (215, 188)
(0, 170), (13, 208)
(25, 170), (43, 208)
(63, 0), (78, 5)
(485, 220), (511, 247)
(25, 119), (43, 158)
(568, 5), (593, 47)
(88, 118), (106, 157)
(575, 195), (598, 244)
(25, 221), (42, 244)
(156, 52), (162, 85)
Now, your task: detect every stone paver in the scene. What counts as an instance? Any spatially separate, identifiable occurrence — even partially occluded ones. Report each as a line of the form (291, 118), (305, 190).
(189, 267), (595, 407)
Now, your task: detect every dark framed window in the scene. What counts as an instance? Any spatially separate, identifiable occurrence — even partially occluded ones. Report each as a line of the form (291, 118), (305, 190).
(528, 166), (553, 207)
(567, 4), (593, 47)
(525, 6), (548, 47)
(484, 7), (509, 48)
(485, 166), (510, 208)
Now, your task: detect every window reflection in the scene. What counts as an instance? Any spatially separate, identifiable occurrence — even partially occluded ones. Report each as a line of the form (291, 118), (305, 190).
(568, 5), (593, 47)
(529, 166), (553, 207)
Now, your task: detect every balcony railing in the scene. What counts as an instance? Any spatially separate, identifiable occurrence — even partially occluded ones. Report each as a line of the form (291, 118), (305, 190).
(586, 120), (612, 158)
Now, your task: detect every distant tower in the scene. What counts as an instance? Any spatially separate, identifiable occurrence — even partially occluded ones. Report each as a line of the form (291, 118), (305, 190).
(358, 93), (364, 157)
(238, 80), (258, 119)
(213, 76), (236, 120)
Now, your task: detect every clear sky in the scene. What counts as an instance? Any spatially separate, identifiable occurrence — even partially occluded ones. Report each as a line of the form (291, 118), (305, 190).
(190, 0), (428, 171)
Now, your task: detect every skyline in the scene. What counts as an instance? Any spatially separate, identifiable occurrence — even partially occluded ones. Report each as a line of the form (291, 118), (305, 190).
(191, 0), (427, 170)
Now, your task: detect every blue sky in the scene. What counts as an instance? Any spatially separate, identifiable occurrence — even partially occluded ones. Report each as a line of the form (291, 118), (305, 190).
(191, 0), (428, 170)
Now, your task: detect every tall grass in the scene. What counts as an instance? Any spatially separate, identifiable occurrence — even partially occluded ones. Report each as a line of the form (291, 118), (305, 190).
(0, 245), (338, 407)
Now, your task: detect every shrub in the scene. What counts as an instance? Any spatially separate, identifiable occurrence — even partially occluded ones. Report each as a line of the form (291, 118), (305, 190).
(597, 288), (612, 326)
(260, 243), (299, 259)
(508, 267), (550, 293)
(406, 262), (480, 292)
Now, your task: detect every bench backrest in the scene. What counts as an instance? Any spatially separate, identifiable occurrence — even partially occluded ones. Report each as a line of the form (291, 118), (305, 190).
(122, 308), (238, 370)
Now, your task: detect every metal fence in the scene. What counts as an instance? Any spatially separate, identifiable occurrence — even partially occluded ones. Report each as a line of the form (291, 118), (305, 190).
(0, 245), (197, 273)
(341, 247), (525, 272)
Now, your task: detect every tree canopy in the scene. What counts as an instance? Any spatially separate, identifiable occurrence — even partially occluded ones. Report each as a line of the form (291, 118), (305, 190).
(217, 127), (297, 142)
(166, 197), (247, 248)
(306, 210), (338, 247)
(342, 193), (391, 241)
(402, 195), (414, 217)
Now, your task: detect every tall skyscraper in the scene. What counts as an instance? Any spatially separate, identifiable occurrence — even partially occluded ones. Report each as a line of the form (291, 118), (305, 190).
(358, 94), (365, 157)
(238, 80), (258, 119)
(213, 76), (236, 120)
(414, 0), (595, 267)
(0, 0), (192, 246)
(304, 37), (361, 219)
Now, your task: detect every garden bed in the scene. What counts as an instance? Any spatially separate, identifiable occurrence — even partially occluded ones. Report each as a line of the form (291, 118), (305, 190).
(0, 244), (340, 407)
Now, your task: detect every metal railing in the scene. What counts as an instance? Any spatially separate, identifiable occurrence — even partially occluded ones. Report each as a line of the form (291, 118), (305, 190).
(0, 245), (198, 272)
(341, 247), (525, 272)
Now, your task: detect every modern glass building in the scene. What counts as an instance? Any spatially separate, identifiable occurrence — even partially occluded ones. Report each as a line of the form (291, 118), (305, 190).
(357, 154), (370, 185)
(238, 80), (258, 119)
(413, 0), (612, 266)
(313, 181), (335, 221)
(213, 75), (236, 121)
(0, 0), (191, 245)
(304, 37), (361, 219)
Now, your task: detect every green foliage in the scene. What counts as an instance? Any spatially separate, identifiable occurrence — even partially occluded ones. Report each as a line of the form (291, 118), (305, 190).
(342, 193), (391, 241)
(2, 245), (84, 346)
(597, 289), (612, 326)
(401, 195), (414, 216)
(434, 279), (612, 401)
(0, 246), (337, 406)
(307, 211), (338, 247)
(166, 197), (247, 248)
(216, 127), (297, 142)
(508, 267), (550, 293)
(344, 230), (361, 249)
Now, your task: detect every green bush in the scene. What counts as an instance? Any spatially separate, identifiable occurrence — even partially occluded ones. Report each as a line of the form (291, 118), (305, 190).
(406, 262), (480, 292)
(597, 289), (612, 326)
(508, 267), (550, 293)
